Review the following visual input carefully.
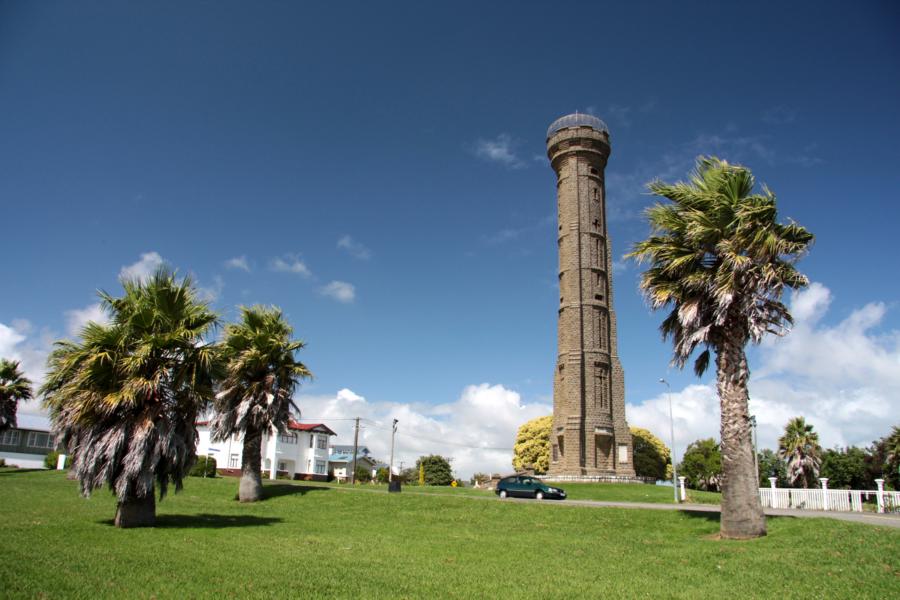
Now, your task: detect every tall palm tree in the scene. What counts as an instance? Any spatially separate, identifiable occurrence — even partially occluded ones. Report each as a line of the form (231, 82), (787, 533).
(778, 417), (822, 488)
(0, 359), (32, 432)
(628, 157), (814, 539)
(41, 268), (219, 527)
(210, 306), (311, 502)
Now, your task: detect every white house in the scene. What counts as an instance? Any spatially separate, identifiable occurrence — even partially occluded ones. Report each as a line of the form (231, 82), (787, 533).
(327, 445), (386, 481)
(197, 420), (336, 481)
(0, 414), (59, 469)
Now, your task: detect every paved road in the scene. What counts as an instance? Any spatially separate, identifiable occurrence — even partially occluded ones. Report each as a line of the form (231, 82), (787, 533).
(498, 495), (900, 529)
(290, 482), (900, 529)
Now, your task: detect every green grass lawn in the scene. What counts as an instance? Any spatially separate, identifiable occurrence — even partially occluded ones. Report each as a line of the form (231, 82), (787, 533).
(1, 470), (898, 599)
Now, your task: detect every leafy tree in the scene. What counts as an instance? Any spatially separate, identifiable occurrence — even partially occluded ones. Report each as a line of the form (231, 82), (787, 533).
(679, 438), (722, 492)
(210, 306), (311, 502)
(416, 455), (453, 486)
(41, 268), (219, 527)
(778, 417), (822, 488)
(512, 415), (551, 474)
(0, 359), (32, 432)
(398, 467), (418, 484)
(375, 467), (390, 483)
(820, 446), (871, 489)
(630, 426), (671, 480)
(471, 472), (491, 486)
(757, 448), (788, 487)
(628, 157), (813, 538)
(867, 426), (900, 490)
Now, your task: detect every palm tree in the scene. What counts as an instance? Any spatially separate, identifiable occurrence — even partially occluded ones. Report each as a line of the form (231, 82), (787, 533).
(778, 417), (822, 488)
(41, 268), (219, 527)
(0, 359), (32, 432)
(210, 306), (311, 502)
(628, 157), (814, 539)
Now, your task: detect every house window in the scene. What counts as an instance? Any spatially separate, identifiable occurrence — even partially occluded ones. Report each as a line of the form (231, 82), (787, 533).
(229, 454), (240, 468)
(0, 430), (21, 446)
(315, 460), (327, 475)
(317, 437), (327, 450)
(279, 432), (297, 444)
(309, 435), (314, 448)
(26, 431), (55, 449)
(278, 461), (286, 471)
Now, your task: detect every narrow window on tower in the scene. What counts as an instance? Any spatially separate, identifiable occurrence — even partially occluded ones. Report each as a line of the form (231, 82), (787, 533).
(590, 167), (598, 175)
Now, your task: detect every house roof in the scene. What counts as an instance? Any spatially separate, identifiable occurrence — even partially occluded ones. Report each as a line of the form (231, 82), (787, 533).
(331, 444), (370, 455)
(287, 421), (336, 435)
(194, 420), (336, 436)
(329, 453), (377, 465)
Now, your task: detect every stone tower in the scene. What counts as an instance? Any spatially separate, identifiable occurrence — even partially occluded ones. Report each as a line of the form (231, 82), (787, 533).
(546, 113), (634, 479)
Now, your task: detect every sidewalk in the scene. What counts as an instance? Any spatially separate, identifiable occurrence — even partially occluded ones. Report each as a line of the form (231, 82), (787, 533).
(504, 496), (900, 528)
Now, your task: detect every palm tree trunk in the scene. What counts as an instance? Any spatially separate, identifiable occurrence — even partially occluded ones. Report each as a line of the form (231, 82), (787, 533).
(115, 493), (156, 528)
(239, 429), (263, 502)
(716, 337), (766, 539)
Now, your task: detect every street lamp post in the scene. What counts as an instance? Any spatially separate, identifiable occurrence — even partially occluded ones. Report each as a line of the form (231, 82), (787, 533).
(750, 415), (759, 488)
(659, 378), (678, 503)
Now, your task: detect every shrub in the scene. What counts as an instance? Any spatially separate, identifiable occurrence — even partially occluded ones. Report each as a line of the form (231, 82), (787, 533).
(44, 451), (72, 470)
(189, 455), (217, 477)
(354, 465), (372, 483)
(0, 458), (5, 467)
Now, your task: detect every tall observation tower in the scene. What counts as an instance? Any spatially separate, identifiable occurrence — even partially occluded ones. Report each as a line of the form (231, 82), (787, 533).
(546, 113), (635, 479)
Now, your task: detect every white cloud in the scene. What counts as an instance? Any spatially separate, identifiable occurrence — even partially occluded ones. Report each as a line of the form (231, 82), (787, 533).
(337, 236), (372, 261)
(626, 282), (900, 459)
(224, 256), (251, 272)
(119, 251), (165, 282)
(473, 134), (524, 169)
(295, 383), (551, 478)
(196, 275), (224, 303)
(319, 281), (355, 304)
(270, 255), (312, 277)
(64, 303), (109, 336)
(0, 320), (52, 411)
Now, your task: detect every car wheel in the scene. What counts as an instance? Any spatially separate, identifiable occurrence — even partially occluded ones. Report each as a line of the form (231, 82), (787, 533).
(499, 490), (508, 499)
(536, 491), (544, 500)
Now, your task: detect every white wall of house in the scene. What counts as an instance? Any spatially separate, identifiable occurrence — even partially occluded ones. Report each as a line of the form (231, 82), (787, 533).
(197, 424), (334, 479)
(0, 451), (46, 469)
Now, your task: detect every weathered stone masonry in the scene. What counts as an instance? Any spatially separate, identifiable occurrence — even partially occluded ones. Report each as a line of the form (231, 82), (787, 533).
(546, 114), (635, 478)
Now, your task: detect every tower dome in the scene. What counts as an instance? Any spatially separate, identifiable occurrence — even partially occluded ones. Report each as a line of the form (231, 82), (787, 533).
(546, 112), (609, 139)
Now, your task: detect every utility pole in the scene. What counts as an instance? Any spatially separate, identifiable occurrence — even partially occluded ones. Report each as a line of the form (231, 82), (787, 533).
(389, 418), (398, 482)
(350, 417), (360, 484)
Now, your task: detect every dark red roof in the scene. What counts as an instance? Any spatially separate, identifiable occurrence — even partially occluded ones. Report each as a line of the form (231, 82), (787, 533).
(287, 421), (337, 436)
(196, 420), (335, 436)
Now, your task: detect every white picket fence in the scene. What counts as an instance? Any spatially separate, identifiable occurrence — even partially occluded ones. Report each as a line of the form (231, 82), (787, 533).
(759, 478), (899, 513)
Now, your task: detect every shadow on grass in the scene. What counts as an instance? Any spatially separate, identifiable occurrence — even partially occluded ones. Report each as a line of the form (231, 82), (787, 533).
(680, 509), (721, 523)
(98, 513), (283, 529)
(0, 468), (48, 476)
(262, 483), (332, 500)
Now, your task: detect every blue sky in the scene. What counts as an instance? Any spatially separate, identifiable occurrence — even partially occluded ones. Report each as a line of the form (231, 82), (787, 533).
(2, 2), (899, 475)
